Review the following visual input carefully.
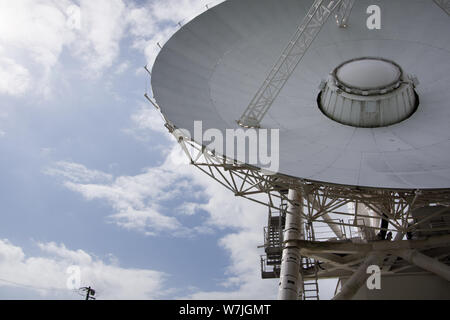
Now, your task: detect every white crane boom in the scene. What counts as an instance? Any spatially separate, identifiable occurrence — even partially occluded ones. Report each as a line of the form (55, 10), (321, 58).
(237, 0), (356, 128)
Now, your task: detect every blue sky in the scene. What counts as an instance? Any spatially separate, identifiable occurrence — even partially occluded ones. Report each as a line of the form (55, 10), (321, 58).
(0, 0), (337, 299)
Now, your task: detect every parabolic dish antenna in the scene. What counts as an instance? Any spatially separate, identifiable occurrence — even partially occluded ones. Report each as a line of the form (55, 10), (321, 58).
(151, 0), (450, 190)
(149, 0), (450, 301)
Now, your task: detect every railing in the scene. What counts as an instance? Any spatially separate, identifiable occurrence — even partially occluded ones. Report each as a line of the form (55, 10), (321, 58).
(146, 0), (225, 69)
(260, 255), (281, 279)
(145, 0), (227, 112)
(307, 219), (347, 241)
(347, 218), (376, 241)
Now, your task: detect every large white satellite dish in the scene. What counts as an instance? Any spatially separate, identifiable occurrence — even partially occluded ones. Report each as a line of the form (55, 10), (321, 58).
(152, 0), (450, 190)
(150, 0), (450, 300)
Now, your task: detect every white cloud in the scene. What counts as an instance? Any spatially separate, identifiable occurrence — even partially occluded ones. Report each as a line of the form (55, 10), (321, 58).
(0, 0), (225, 97)
(109, 207), (182, 236)
(46, 115), (280, 298)
(125, 104), (170, 142)
(44, 161), (113, 184)
(125, 106), (338, 299)
(0, 0), (74, 67)
(0, 0), (128, 96)
(184, 232), (279, 300)
(37, 242), (93, 265)
(0, 239), (167, 299)
(0, 57), (31, 96)
(115, 61), (130, 75)
(0, 0), (75, 97)
(45, 155), (208, 237)
(0, 0), (335, 301)
(73, 0), (127, 77)
(46, 125), (340, 299)
(127, 0), (225, 66)
(122, 1), (279, 297)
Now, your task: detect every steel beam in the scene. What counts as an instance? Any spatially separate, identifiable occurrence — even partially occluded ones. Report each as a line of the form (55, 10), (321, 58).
(296, 234), (450, 255)
(321, 212), (345, 239)
(332, 252), (383, 300)
(395, 249), (450, 281)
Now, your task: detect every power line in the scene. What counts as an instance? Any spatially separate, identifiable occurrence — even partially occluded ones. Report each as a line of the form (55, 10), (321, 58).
(0, 277), (100, 300)
(0, 277), (79, 296)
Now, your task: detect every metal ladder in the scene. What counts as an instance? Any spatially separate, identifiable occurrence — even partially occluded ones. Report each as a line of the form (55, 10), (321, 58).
(301, 222), (320, 300)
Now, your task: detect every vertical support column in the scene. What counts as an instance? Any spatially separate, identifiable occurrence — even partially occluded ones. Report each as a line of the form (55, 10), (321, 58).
(357, 203), (376, 240)
(321, 212), (345, 240)
(278, 189), (304, 300)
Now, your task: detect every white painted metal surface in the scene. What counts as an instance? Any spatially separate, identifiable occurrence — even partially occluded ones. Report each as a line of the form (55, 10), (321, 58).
(334, 0), (355, 27)
(348, 274), (450, 299)
(151, 0), (450, 190)
(332, 252), (383, 300)
(396, 249), (450, 282)
(320, 57), (418, 128)
(278, 190), (304, 300)
(237, 0), (343, 128)
(434, 0), (450, 15)
(336, 58), (401, 90)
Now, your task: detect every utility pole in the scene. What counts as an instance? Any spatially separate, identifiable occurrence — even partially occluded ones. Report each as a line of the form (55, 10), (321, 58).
(80, 286), (96, 300)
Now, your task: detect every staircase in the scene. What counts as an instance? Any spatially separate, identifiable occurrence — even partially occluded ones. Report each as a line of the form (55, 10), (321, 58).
(265, 213), (283, 265)
(260, 200), (287, 279)
(260, 200), (321, 300)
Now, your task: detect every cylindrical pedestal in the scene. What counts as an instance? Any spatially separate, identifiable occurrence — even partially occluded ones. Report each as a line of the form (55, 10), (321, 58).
(278, 190), (304, 300)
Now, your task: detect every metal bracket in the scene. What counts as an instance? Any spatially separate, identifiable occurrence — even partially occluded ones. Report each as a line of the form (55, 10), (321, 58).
(335, 0), (355, 27)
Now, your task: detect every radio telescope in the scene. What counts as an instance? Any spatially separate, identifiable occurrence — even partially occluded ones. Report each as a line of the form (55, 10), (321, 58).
(148, 0), (450, 299)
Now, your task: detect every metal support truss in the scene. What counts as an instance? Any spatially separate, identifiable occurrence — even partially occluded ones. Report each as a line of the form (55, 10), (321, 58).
(434, 0), (450, 16)
(147, 0), (450, 299)
(237, 0), (344, 128)
(334, 0), (355, 27)
(147, 92), (450, 296)
(168, 124), (450, 237)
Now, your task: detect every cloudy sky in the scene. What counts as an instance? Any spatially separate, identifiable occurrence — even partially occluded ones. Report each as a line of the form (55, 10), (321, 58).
(0, 0), (337, 299)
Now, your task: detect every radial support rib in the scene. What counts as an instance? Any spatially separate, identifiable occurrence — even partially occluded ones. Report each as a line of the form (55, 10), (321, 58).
(237, 0), (343, 128)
